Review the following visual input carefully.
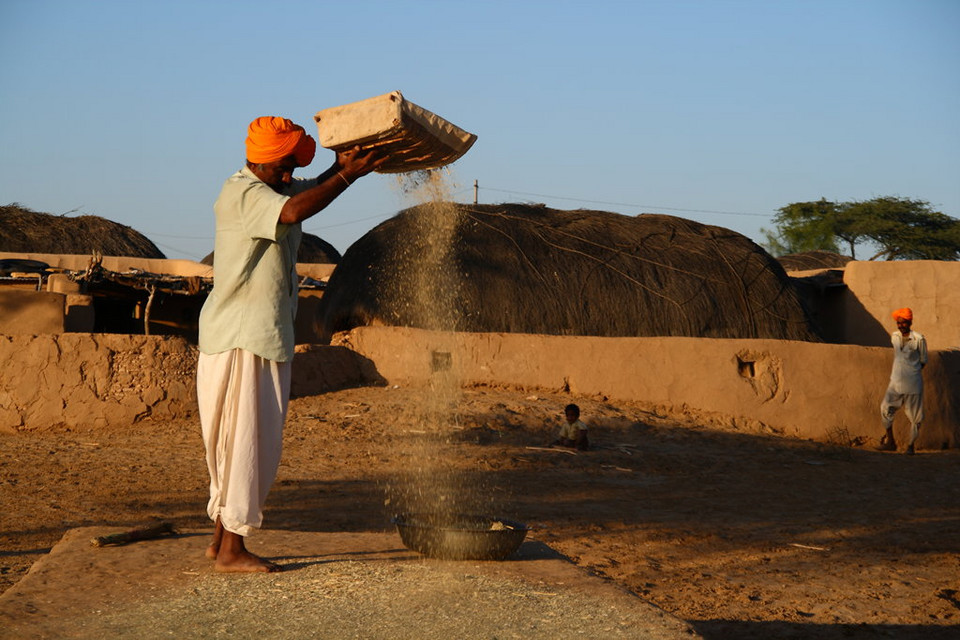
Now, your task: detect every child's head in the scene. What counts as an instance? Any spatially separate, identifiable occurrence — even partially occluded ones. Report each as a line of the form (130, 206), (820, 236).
(564, 403), (580, 423)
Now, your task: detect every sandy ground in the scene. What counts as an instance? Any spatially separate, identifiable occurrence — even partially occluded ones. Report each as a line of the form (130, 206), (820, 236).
(2, 384), (959, 638)
(0, 528), (695, 639)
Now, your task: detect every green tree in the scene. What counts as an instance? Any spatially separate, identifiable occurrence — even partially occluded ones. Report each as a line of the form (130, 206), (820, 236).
(845, 196), (960, 260)
(762, 196), (959, 261)
(761, 199), (840, 257)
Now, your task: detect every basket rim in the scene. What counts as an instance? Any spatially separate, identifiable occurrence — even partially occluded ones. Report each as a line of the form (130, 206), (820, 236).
(391, 512), (529, 534)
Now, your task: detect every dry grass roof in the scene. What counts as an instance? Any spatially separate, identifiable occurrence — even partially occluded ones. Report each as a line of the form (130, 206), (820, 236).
(318, 203), (821, 342)
(0, 204), (164, 258)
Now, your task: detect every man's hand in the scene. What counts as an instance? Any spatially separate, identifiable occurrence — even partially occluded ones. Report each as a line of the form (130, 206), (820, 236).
(278, 146), (387, 225)
(337, 145), (388, 181)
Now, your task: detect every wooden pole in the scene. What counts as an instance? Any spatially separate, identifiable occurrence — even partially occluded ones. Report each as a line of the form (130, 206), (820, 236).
(473, 179), (478, 205)
(143, 284), (156, 336)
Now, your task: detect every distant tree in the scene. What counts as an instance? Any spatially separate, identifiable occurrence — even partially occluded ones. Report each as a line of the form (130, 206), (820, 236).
(762, 196), (959, 261)
(761, 199), (840, 257)
(845, 196), (960, 261)
(830, 201), (873, 259)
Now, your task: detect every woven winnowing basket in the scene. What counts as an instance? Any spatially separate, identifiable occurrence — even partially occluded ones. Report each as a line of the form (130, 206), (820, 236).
(314, 91), (477, 173)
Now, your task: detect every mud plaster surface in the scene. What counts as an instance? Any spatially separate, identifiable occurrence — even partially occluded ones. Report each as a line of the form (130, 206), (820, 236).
(0, 529), (692, 639)
(2, 385), (959, 639)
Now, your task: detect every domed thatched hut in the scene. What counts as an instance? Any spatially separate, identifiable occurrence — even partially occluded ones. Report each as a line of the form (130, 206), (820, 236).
(296, 232), (342, 264)
(0, 204), (165, 258)
(201, 232), (342, 266)
(318, 203), (821, 342)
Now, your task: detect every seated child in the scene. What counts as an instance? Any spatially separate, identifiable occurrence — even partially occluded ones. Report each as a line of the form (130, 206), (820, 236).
(554, 403), (589, 451)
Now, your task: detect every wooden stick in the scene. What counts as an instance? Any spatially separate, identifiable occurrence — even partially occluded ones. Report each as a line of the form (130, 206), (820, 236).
(788, 542), (829, 551)
(524, 446), (578, 455)
(91, 522), (177, 547)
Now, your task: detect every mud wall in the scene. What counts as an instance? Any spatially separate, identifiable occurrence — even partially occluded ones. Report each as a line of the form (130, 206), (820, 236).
(338, 327), (960, 450)
(0, 334), (197, 432)
(0, 252), (214, 278)
(0, 288), (95, 335)
(3, 327), (957, 449)
(0, 252), (335, 282)
(0, 335), (367, 432)
(0, 290), (66, 335)
(839, 260), (960, 349)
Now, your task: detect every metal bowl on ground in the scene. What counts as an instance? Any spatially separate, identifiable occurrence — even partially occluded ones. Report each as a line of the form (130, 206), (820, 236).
(392, 512), (529, 561)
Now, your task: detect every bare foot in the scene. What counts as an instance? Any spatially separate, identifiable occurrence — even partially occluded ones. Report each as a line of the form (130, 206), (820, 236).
(213, 529), (281, 573)
(215, 549), (282, 573)
(205, 517), (223, 560)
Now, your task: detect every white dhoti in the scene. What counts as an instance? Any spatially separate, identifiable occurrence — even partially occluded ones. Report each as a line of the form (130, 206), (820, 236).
(880, 387), (923, 445)
(197, 349), (291, 537)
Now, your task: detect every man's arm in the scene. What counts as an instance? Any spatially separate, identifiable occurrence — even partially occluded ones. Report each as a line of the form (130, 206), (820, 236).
(278, 146), (385, 224)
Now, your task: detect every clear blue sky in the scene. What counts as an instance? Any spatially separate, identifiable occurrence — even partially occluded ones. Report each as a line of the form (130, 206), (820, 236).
(1, 0), (957, 260)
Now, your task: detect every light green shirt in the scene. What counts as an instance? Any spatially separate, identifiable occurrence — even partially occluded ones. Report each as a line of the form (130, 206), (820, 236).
(198, 166), (315, 362)
(559, 418), (587, 441)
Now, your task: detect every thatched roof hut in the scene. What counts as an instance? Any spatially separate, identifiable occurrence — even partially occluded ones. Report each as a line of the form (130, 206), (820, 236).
(318, 203), (821, 342)
(201, 232), (342, 266)
(0, 204), (165, 258)
(778, 250), (852, 272)
(296, 232), (342, 263)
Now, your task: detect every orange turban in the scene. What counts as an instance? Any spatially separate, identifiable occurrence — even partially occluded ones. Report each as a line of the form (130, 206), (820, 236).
(245, 116), (316, 167)
(892, 307), (913, 322)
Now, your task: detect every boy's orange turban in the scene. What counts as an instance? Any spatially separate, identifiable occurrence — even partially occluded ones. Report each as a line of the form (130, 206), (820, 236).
(245, 116), (316, 167)
(892, 307), (913, 322)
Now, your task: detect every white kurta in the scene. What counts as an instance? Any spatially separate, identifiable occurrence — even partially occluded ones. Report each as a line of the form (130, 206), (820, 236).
(199, 166), (315, 363)
(880, 330), (927, 442)
(888, 330), (927, 395)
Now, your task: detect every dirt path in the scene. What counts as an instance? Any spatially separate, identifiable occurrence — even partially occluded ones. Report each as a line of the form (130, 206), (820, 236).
(2, 385), (959, 638)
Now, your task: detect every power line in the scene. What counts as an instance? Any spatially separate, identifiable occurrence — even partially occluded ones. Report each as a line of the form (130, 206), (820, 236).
(141, 183), (774, 258)
(151, 240), (207, 261)
(142, 230), (213, 240)
(305, 210), (396, 233)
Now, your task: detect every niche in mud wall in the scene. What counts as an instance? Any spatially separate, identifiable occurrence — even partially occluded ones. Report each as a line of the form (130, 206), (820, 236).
(431, 350), (452, 372)
(735, 350), (783, 402)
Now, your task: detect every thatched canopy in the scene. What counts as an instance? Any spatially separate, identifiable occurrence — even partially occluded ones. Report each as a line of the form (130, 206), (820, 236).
(0, 204), (165, 258)
(778, 250), (852, 272)
(200, 232), (341, 266)
(318, 203), (821, 342)
(295, 232), (342, 263)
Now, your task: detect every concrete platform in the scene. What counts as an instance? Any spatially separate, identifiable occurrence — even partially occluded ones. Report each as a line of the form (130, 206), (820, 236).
(0, 527), (697, 639)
